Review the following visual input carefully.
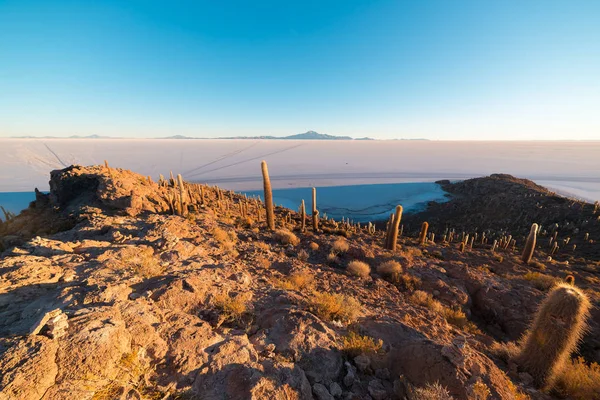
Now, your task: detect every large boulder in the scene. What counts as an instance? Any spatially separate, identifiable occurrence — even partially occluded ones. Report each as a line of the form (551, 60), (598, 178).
(54, 307), (131, 385)
(192, 335), (312, 399)
(0, 336), (58, 400)
(259, 307), (343, 384)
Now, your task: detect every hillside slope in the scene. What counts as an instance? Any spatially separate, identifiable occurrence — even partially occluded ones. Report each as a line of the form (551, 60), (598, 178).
(0, 165), (599, 399)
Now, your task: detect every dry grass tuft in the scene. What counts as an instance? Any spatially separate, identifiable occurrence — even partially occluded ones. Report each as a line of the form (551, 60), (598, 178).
(410, 290), (443, 313)
(553, 357), (600, 400)
(308, 242), (319, 251)
(396, 273), (422, 291)
(347, 260), (371, 279)
(309, 291), (361, 323)
(274, 229), (300, 246)
(255, 241), (270, 252)
(341, 331), (383, 358)
(277, 272), (314, 291)
(408, 382), (453, 400)
(327, 252), (338, 264)
(213, 292), (251, 325)
(411, 290), (479, 332)
(469, 380), (491, 400)
(212, 227), (238, 255)
(523, 271), (559, 291)
(118, 246), (162, 278)
(377, 260), (403, 278)
(331, 238), (349, 254)
(297, 249), (309, 261)
(490, 341), (520, 362)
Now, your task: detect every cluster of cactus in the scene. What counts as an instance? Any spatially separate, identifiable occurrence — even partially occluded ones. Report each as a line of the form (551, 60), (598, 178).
(515, 283), (591, 388)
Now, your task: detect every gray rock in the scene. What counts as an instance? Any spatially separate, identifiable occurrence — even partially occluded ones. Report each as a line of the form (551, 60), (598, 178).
(343, 362), (357, 387)
(329, 382), (343, 397)
(313, 383), (334, 400)
(354, 354), (370, 372)
(368, 379), (387, 400)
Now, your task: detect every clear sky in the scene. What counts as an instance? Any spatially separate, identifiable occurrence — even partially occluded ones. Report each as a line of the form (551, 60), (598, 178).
(0, 0), (599, 140)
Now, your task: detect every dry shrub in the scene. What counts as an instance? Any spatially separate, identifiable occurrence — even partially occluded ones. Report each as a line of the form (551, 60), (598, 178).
(341, 331), (383, 358)
(469, 380), (491, 400)
(255, 241), (270, 252)
(410, 290), (443, 314)
(297, 249), (309, 261)
(396, 273), (422, 291)
(377, 260), (403, 278)
(213, 292), (250, 325)
(523, 271), (558, 290)
(92, 348), (165, 400)
(331, 238), (349, 253)
(118, 246), (162, 278)
(442, 307), (469, 328)
(274, 229), (300, 246)
(400, 246), (423, 264)
(490, 341), (520, 362)
(309, 291), (360, 323)
(408, 382), (452, 400)
(327, 252), (338, 264)
(213, 227), (238, 255)
(411, 291), (478, 332)
(277, 272), (314, 291)
(347, 260), (371, 279)
(553, 357), (600, 399)
(308, 242), (319, 251)
(255, 256), (271, 269)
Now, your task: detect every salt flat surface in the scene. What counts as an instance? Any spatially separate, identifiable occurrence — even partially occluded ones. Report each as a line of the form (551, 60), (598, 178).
(1, 139), (599, 202)
(243, 182), (449, 223)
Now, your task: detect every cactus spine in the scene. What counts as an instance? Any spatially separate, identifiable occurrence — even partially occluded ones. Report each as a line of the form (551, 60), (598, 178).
(385, 206), (403, 251)
(418, 222), (429, 245)
(521, 223), (538, 264)
(515, 283), (590, 388)
(312, 187), (319, 231)
(260, 161), (275, 230)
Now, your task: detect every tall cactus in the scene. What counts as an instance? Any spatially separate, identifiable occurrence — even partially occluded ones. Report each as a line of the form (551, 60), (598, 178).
(521, 223), (538, 264)
(385, 206), (403, 251)
(300, 199), (306, 232)
(261, 161), (275, 230)
(515, 283), (590, 388)
(177, 174), (186, 216)
(312, 187), (319, 231)
(418, 222), (429, 245)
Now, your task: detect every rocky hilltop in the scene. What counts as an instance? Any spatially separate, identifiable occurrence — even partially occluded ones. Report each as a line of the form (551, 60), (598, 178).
(0, 165), (599, 399)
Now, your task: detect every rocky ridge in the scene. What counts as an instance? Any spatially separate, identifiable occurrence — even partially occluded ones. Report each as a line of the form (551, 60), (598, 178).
(0, 165), (599, 399)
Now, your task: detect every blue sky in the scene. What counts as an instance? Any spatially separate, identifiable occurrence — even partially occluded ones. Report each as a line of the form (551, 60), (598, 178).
(0, 0), (598, 139)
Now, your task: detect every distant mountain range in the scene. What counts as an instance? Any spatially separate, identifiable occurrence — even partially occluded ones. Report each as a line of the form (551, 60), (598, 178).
(9, 131), (429, 141)
(164, 131), (379, 140)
